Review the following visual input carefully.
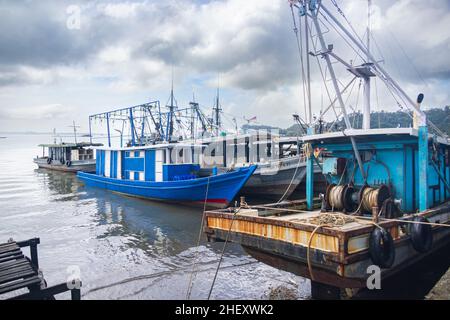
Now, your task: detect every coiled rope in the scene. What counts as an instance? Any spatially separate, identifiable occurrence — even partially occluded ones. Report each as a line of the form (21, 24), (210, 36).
(328, 185), (346, 210)
(360, 187), (381, 213)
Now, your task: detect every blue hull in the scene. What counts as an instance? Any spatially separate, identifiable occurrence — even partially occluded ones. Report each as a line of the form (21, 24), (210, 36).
(77, 166), (256, 208)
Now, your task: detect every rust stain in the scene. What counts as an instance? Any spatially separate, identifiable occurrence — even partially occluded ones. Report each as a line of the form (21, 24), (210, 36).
(347, 234), (369, 254)
(207, 217), (339, 253)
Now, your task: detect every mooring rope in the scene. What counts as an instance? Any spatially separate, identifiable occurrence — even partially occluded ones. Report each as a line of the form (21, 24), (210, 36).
(185, 176), (210, 300)
(207, 206), (241, 300)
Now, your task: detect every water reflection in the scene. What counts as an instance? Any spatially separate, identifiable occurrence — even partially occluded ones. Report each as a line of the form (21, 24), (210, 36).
(35, 168), (80, 197)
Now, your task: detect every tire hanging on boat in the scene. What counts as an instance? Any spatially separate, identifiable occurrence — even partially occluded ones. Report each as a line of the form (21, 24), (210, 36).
(410, 216), (433, 253)
(369, 227), (395, 268)
(47, 158), (52, 164)
(66, 160), (72, 167)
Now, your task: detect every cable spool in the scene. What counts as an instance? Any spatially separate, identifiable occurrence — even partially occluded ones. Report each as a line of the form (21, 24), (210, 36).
(325, 184), (356, 212)
(359, 184), (391, 214)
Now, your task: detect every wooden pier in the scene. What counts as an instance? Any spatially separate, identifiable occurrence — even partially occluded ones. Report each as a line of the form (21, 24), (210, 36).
(0, 238), (81, 300)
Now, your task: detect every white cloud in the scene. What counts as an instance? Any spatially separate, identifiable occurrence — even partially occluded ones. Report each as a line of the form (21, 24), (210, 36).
(1, 104), (73, 120)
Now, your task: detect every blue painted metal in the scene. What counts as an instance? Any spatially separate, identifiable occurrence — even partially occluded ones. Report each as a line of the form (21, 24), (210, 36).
(163, 164), (200, 181)
(130, 108), (136, 146)
(322, 157), (339, 175)
(418, 125), (429, 211)
(106, 113), (111, 147)
(77, 165), (256, 208)
(144, 150), (156, 181)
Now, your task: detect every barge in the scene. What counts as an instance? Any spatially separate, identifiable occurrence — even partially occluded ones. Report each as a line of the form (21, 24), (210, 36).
(203, 0), (450, 298)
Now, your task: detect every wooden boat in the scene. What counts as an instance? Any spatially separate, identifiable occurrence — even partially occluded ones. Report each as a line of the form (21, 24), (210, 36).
(77, 144), (256, 208)
(34, 142), (102, 173)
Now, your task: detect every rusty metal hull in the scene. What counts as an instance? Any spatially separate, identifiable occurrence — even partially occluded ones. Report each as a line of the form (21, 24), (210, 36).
(204, 200), (450, 289)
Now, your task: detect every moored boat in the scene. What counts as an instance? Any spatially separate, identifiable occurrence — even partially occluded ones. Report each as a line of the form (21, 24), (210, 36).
(34, 142), (102, 173)
(77, 144), (256, 208)
(203, 0), (450, 299)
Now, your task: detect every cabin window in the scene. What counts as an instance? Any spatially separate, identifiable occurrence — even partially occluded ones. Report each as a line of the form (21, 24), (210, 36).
(135, 151), (141, 158)
(125, 151), (131, 158)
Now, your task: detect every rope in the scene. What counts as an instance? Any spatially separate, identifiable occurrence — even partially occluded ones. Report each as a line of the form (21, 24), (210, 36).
(328, 185), (345, 210)
(207, 207), (241, 300)
(276, 150), (304, 203)
(185, 176), (210, 300)
(290, 4), (309, 123)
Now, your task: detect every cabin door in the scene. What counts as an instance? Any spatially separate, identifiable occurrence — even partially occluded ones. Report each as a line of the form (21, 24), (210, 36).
(155, 149), (164, 182)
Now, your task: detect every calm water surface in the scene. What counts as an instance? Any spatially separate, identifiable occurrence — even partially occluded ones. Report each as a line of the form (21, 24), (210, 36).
(0, 134), (309, 300)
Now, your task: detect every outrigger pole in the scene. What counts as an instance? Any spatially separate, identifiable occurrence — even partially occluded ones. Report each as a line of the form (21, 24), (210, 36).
(319, 3), (427, 121)
(309, 2), (366, 181)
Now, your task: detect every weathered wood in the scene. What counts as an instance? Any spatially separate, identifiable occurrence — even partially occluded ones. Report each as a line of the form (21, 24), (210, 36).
(0, 238), (81, 300)
(0, 269), (37, 284)
(0, 259), (30, 272)
(0, 276), (41, 295)
(11, 282), (82, 301)
(0, 253), (24, 264)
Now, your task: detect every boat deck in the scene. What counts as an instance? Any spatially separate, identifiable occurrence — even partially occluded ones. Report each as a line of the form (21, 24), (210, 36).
(204, 200), (450, 288)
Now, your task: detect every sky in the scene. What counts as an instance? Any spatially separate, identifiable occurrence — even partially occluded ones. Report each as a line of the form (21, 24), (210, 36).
(0, 0), (449, 134)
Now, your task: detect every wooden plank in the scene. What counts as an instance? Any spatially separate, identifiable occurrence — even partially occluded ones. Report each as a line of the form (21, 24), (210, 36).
(0, 269), (37, 285)
(0, 242), (16, 249)
(0, 265), (34, 280)
(0, 259), (30, 272)
(0, 249), (22, 259)
(0, 253), (24, 264)
(0, 244), (19, 254)
(11, 282), (81, 300)
(0, 276), (41, 295)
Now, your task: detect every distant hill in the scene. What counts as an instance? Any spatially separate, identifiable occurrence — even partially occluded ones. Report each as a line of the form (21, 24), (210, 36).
(284, 106), (450, 137)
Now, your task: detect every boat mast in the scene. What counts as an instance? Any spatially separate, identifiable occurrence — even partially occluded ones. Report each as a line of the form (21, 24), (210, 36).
(213, 87), (221, 136)
(320, 4), (426, 120)
(310, 1), (366, 180)
(213, 75), (221, 136)
(69, 121), (80, 144)
(167, 69), (175, 142)
(305, 9), (312, 126)
(362, 0), (371, 130)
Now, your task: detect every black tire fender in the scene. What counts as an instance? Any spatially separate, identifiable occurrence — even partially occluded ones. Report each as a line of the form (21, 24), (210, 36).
(369, 227), (395, 268)
(47, 158), (52, 164)
(410, 216), (433, 253)
(66, 160), (72, 167)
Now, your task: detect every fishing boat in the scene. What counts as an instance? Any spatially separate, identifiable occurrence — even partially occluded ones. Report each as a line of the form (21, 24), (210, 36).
(200, 133), (322, 201)
(78, 105), (256, 208)
(34, 142), (102, 173)
(203, 0), (450, 299)
(77, 143), (256, 208)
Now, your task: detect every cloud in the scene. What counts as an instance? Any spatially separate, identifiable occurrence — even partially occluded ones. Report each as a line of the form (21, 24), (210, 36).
(0, 0), (448, 130)
(0, 104), (73, 120)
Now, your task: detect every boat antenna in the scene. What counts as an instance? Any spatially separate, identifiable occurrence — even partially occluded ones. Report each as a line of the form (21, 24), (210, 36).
(213, 74), (222, 136)
(68, 121), (80, 144)
(167, 67), (175, 142)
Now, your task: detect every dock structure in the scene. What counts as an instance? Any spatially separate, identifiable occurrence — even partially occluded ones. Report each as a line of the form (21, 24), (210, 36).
(0, 238), (81, 300)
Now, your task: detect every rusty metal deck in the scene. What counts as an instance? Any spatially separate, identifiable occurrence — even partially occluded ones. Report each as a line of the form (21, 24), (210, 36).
(204, 200), (450, 288)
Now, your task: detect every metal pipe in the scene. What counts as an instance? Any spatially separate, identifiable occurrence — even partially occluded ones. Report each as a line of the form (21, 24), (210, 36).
(311, 8), (366, 181)
(321, 4), (426, 119)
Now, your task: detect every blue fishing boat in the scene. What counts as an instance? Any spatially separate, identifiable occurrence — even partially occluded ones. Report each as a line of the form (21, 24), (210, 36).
(77, 143), (256, 208)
